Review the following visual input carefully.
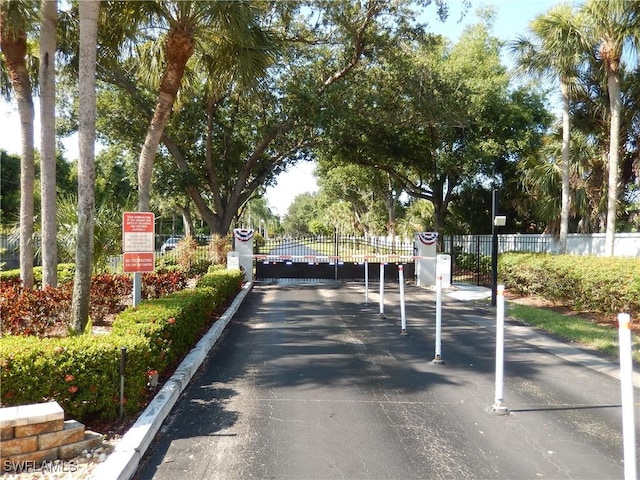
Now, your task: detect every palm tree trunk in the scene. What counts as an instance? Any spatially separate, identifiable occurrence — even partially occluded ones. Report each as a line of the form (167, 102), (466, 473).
(71, 0), (99, 333)
(605, 69), (621, 256)
(39, 0), (58, 288)
(137, 29), (194, 212)
(0, 20), (35, 288)
(559, 81), (571, 254)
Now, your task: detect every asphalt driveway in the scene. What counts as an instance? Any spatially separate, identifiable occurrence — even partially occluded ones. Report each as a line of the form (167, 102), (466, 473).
(135, 281), (632, 479)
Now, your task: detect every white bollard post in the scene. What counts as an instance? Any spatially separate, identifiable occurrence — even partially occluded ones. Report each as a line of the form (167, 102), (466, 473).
(379, 262), (385, 318)
(399, 265), (407, 336)
(433, 274), (444, 364)
(492, 284), (509, 415)
(618, 313), (637, 480)
(364, 261), (369, 305)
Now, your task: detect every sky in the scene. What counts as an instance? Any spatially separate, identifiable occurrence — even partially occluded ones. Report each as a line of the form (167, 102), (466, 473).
(0, 0), (567, 217)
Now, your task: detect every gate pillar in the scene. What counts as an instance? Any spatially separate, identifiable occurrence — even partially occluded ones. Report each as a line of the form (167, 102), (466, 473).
(415, 232), (438, 287)
(233, 228), (254, 281)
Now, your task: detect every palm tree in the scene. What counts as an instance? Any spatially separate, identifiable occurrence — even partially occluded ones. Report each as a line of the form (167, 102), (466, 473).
(510, 4), (585, 253)
(0, 1), (39, 288)
(581, 0), (640, 256)
(39, 0), (57, 287)
(70, 0), (99, 333)
(135, 1), (277, 213)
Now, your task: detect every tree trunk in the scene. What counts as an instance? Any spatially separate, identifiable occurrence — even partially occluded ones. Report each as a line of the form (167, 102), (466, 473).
(559, 81), (571, 254)
(180, 204), (195, 238)
(71, 0), (99, 334)
(605, 68), (621, 257)
(1, 20), (35, 288)
(39, 0), (58, 287)
(137, 29), (194, 212)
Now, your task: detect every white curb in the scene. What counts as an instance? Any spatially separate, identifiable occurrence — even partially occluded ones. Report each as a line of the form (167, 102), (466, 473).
(92, 281), (253, 480)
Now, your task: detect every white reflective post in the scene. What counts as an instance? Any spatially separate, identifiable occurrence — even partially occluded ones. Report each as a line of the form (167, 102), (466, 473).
(433, 274), (444, 364)
(492, 284), (508, 414)
(399, 265), (407, 336)
(364, 261), (369, 305)
(618, 313), (637, 480)
(379, 262), (385, 317)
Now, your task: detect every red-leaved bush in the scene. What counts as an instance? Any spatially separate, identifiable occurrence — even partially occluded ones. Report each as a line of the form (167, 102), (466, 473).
(0, 282), (71, 336)
(0, 271), (189, 336)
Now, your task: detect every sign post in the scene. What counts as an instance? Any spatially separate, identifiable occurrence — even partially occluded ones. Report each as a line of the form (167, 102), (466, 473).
(123, 212), (155, 306)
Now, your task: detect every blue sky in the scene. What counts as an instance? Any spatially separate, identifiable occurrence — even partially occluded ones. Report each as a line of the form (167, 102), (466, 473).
(0, 0), (570, 215)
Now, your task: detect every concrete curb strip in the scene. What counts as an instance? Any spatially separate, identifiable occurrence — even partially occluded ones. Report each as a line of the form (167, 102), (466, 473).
(92, 281), (253, 480)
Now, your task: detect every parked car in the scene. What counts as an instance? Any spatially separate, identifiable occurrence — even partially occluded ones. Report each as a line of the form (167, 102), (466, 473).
(160, 236), (182, 254)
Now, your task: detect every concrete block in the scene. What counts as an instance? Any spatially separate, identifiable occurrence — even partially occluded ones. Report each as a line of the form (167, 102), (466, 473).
(1, 447), (59, 470)
(38, 420), (84, 450)
(0, 406), (19, 428)
(0, 426), (14, 440)
(0, 435), (38, 456)
(58, 431), (103, 460)
(12, 402), (63, 427)
(15, 419), (64, 438)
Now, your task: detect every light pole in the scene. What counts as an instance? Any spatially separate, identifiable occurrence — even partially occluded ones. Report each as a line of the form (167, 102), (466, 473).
(491, 189), (506, 307)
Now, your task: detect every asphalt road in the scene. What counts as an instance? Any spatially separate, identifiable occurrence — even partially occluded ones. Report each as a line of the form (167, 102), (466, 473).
(135, 282), (632, 479)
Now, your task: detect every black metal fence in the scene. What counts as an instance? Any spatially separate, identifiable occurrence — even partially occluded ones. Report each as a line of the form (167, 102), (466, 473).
(442, 234), (550, 286)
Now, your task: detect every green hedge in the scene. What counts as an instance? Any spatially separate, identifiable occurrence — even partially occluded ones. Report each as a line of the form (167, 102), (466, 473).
(499, 253), (640, 317)
(0, 269), (244, 423)
(0, 334), (151, 421)
(198, 267), (244, 297)
(0, 263), (76, 285)
(112, 287), (219, 372)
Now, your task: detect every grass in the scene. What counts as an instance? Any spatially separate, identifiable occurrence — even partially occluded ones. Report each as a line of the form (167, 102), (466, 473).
(506, 302), (640, 363)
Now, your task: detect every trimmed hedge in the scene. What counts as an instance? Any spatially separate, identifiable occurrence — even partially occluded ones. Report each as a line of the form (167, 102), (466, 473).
(0, 269), (244, 423)
(0, 334), (151, 421)
(0, 263), (76, 285)
(499, 253), (640, 317)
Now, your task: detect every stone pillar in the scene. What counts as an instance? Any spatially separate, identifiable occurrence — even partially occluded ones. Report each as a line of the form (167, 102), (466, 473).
(415, 232), (438, 287)
(233, 228), (254, 282)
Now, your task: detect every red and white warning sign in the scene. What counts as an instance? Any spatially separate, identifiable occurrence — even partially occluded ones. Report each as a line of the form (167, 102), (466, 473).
(123, 212), (155, 253)
(123, 252), (155, 273)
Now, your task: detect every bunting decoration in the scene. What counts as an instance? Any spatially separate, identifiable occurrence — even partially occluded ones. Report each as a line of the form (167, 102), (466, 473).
(417, 232), (438, 245)
(233, 228), (254, 242)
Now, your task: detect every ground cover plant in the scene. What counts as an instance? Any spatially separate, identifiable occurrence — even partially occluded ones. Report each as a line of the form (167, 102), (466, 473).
(506, 302), (640, 362)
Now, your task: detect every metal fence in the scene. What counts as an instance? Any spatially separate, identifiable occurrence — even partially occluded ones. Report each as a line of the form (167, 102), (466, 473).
(257, 233), (414, 261)
(442, 234), (551, 287)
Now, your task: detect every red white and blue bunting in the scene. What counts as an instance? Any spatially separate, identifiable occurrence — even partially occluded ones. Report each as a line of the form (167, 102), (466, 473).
(233, 228), (254, 242)
(417, 232), (438, 245)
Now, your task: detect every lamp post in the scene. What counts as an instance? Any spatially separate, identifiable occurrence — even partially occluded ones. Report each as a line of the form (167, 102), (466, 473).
(491, 189), (506, 307)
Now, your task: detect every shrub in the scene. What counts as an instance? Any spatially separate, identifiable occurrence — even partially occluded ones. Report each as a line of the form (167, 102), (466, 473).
(112, 287), (218, 372)
(499, 253), (640, 317)
(176, 236), (199, 272)
(0, 283), (71, 336)
(198, 268), (243, 300)
(141, 271), (187, 299)
(208, 234), (232, 265)
(0, 334), (151, 421)
(0, 264), (75, 286)
(90, 273), (132, 323)
(456, 253), (491, 274)
(0, 269), (245, 423)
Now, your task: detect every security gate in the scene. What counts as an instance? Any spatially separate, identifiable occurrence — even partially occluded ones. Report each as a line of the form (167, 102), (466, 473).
(254, 234), (415, 281)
